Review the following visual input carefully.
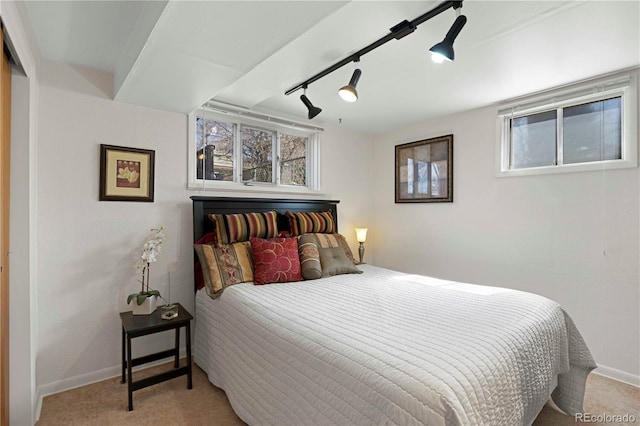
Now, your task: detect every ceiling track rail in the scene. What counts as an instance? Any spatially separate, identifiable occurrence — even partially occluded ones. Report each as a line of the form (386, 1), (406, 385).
(284, 0), (462, 96)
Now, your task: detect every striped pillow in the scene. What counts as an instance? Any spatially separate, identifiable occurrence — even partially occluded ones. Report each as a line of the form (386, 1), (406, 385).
(209, 211), (278, 246)
(193, 241), (254, 298)
(298, 234), (322, 280)
(286, 210), (335, 236)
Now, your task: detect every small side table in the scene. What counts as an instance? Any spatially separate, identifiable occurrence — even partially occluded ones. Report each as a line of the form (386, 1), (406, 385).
(120, 302), (193, 411)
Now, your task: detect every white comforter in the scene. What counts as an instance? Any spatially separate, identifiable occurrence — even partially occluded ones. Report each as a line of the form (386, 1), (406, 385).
(195, 265), (595, 426)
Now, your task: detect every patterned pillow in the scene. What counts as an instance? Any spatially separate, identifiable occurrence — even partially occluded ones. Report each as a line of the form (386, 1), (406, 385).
(194, 241), (254, 298)
(298, 235), (322, 280)
(286, 210), (335, 236)
(250, 237), (301, 285)
(209, 211), (278, 246)
(319, 247), (363, 277)
(300, 233), (357, 264)
(194, 232), (218, 291)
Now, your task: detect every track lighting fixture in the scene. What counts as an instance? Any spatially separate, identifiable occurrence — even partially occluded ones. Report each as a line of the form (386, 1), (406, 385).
(338, 68), (362, 102)
(300, 87), (322, 119)
(285, 0), (466, 116)
(429, 8), (467, 63)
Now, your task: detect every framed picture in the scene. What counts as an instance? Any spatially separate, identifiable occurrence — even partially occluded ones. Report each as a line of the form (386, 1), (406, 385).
(99, 144), (155, 202)
(395, 134), (453, 203)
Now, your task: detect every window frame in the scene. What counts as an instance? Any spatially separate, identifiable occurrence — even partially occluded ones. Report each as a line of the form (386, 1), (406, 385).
(496, 73), (637, 177)
(188, 108), (321, 193)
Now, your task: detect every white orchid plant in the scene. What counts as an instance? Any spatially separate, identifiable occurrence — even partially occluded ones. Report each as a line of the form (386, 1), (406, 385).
(127, 226), (165, 305)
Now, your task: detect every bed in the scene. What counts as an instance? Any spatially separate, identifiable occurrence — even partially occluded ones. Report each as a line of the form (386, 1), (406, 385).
(191, 196), (596, 426)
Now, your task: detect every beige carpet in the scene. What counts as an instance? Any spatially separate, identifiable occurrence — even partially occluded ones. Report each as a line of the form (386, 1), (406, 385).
(37, 360), (639, 426)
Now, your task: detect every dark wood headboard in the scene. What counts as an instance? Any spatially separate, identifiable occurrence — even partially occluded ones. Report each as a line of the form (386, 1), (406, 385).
(191, 196), (340, 291)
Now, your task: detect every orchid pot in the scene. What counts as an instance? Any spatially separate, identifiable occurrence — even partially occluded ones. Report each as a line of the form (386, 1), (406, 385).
(128, 294), (159, 315)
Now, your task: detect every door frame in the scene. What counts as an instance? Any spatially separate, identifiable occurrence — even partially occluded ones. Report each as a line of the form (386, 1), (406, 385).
(1, 29), (12, 426)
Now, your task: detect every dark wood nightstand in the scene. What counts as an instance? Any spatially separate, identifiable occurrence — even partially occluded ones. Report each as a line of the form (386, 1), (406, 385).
(120, 303), (193, 411)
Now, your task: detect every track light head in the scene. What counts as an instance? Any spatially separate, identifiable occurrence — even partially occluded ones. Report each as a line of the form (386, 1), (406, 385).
(300, 94), (322, 119)
(338, 68), (362, 102)
(429, 14), (467, 63)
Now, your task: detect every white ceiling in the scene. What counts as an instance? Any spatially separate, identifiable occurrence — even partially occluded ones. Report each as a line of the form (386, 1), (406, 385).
(24, 0), (640, 134)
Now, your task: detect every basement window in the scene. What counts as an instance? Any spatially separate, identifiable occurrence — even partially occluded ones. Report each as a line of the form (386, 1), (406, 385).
(497, 73), (637, 176)
(188, 107), (320, 192)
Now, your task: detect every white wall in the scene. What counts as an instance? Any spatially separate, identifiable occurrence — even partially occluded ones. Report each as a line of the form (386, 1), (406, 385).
(35, 58), (374, 397)
(371, 97), (639, 383)
(36, 60), (189, 395)
(320, 124), (374, 239)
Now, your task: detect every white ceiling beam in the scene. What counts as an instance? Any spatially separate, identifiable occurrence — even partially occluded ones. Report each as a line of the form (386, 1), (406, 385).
(113, 1), (170, 103)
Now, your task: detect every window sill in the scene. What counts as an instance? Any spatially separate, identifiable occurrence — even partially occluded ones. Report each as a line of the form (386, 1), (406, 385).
(495, 158), (637, 178)
(187, 181), (325, 196)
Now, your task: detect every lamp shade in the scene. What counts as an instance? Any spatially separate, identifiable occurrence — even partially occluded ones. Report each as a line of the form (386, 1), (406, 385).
(300, 94), (322, 119)
(355, 228), (368, 243)
(338, 69), (362, 102)
(338, 86), (358, 102)
(429, 42), (454, 63)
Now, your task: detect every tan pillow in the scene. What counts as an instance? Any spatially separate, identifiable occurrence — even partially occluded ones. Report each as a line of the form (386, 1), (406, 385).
(318, 247), (363, 277)
(194, 241), (254, 298)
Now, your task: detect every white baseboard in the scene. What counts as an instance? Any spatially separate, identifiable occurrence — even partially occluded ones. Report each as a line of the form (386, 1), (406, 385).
(595, 364), (640, 387)
(36, 348), (188, 421)
(35, 393), (42, 426)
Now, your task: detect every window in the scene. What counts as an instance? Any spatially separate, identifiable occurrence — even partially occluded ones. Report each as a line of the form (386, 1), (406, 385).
(498, 74), (637, 176)
(563, 98), (621, 164)
(279, 134), (307, 186)
(510, 110), (557, 169)
(195, 118), (234, 181)
(242, 126), (274, 183)
(189, 108), (320, 191)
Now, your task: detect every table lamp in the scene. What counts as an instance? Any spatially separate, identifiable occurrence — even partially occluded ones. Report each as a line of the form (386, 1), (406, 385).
(355, 228), (368, 264)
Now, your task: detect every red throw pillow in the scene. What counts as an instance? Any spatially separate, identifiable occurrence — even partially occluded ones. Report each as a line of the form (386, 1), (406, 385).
(250, 237), (301, 285)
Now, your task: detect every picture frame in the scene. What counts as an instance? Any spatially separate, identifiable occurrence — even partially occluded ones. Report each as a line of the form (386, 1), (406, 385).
(395, 134), (453, 203)
(99, 144), (155, 202)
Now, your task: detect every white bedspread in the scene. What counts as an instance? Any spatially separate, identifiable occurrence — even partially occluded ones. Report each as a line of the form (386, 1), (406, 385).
(195, 265), (595, 426)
